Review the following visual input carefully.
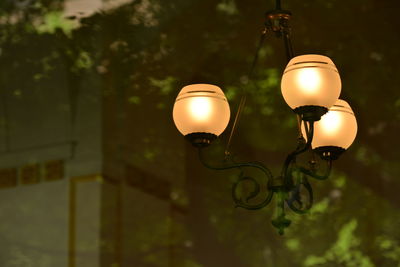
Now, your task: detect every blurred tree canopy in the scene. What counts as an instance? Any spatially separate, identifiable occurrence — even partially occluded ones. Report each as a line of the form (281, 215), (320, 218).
(0, 0), (400, 266)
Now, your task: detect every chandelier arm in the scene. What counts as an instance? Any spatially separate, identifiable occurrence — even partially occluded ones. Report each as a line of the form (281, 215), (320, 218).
(281, 26), (305, 143)
(286, 159), (332, 214)
(237, 175), (261, 203)
(198, 148), (272, 176)
(281, 121), (315, 185)
(225, 29), (268, 157)
(286, 176), (313, 214)
(198, 148), (274, 210)
(248, 29), (268, 81)
(297, 159), (333, 181)
(295, 114), (305, 144)
(282, 30), (294, 62)
(232, 176), (274, 210)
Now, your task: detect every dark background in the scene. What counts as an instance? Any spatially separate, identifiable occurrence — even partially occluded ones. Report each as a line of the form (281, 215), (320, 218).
(0, 0), (399, 266)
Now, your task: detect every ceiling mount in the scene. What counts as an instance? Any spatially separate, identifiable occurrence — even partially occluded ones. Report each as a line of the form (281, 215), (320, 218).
(265, 9), (292, 37)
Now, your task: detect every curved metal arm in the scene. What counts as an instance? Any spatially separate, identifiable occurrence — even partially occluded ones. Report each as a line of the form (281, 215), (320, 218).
(198, 148), (274, 210)
(286, 176), (313, 214)
(286, 158), (332, 214)
(232, 175), (274, 210)
(297, 159), (333, 181)
(281, 121), (314, 185)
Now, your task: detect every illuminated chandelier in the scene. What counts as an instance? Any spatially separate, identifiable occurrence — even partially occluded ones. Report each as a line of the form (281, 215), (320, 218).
(172, 0), (357, 234)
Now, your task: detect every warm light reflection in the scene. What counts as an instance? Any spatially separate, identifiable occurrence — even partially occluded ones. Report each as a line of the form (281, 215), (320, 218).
(173, 84), (230, 136)
(319, 111), (342, 136)
(189, 97), (212, 121)
(297, 68), (321, 94)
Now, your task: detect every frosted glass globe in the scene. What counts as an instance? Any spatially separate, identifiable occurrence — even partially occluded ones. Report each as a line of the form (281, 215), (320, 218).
(281, 54), (341, 110)
(173, 84), (230, 136)
(303, 99), (357, 150)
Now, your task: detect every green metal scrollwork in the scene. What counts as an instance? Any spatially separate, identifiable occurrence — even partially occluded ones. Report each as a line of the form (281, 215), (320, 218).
(197, 120), (336, 235)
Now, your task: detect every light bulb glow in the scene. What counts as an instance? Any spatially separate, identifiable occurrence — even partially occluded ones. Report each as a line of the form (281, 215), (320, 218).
(281, 54), (341, 110)
(303, 99), (357, 150)
(319, 111), (342, 136)
(189, 97), (212, 121)
(297, 68), (321, 95)
(173, 84), (230, 136)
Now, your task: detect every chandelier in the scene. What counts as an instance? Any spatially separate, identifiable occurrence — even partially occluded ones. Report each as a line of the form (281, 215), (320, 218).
(172, 0), (357, 235)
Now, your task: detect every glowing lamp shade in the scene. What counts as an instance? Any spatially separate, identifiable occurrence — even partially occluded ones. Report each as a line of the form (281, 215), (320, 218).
(310, 99), (357, 150)
(172, 84), (230, 136)
(281, 54), (341, 110)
